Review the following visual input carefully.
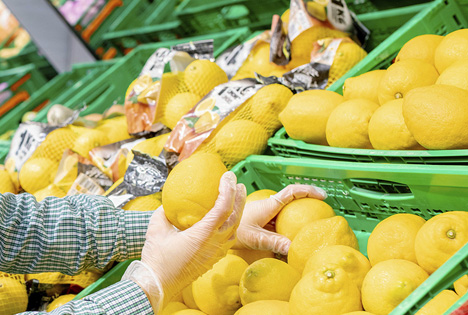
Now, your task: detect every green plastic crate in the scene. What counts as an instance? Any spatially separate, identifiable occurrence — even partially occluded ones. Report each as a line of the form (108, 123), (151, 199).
(269, 0), (468, 163)
(0, 140), (10, 164)
(34, 28), (254, 122)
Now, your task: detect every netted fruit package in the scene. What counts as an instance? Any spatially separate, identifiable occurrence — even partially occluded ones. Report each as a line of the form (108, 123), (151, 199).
(25, 270), (102, 289)
(165, 80), (293, 169)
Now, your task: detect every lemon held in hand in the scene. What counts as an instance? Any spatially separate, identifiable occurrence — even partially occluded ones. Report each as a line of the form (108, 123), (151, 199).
(162, 153), (227, 230)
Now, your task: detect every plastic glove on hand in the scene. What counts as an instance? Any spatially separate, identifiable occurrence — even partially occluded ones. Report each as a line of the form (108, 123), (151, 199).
(234, 184), (327, 255)
(123, 171), (246, 312)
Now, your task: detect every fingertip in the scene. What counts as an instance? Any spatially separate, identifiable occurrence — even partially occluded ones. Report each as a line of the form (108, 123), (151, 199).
(311, 185), (327, 199)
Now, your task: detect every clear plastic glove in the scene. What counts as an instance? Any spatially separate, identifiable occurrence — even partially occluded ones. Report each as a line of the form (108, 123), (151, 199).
(122, 171), (246, 312)
(234, 184), (327, 255)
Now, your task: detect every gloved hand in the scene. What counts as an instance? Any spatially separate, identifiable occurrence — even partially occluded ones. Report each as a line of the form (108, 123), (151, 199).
(122, 171), (246, 312)
(234, 184), (327, 255)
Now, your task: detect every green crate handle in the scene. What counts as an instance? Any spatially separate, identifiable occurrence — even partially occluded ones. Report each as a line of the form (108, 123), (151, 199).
(346, 178), (415, 201)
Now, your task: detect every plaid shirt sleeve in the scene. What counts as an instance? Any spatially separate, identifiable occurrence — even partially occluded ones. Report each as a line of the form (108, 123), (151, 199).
(0, 192), (153, 275)
(19, 280), (154, 315)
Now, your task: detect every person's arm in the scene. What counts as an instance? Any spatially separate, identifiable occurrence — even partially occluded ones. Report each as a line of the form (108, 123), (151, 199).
(0, 192), (152, 275)
(19, 280), (154, 315)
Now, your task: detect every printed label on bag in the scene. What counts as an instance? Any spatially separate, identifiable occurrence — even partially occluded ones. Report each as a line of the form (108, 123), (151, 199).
(270, 15), (291, 66)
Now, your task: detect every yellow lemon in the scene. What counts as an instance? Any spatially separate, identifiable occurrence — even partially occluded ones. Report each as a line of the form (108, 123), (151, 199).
(163, 92), (202, 129)
(214, 120), (269, 168)
(435, 29), (468, 73)
(245, 189), (277, 203)
(33, 126), (78, 162)
(303, 245), (371, 290)
(72, 127), (110, 159)
(290, 265), (362, 315)
(436, 59), (468, 91)
(126, 133), (170, 168)
(367, 213), (426, 266)
(182, 284), (199, 310)
(34, 184), (67, 202)
(185, 60), (228, 97)
(361, 259), (429, 315)
(415, 211), (468, 274)
(192, 254), (249, 315)
(243, 42), (288, 77)
(368, 99), (423, 150)
(173, 310), (206, 315)
(249, 84), (293, 131)
(415, 290), (459, 315)
(455, 275), (468, 297)
(395, 34), (443, 66)
(234, 300), (289, 315)
(227, 249), (275, 265)
(122, 192), (162, 211)
(343, 70), (386, 104)
(342, 312), (376, 315)
(326, 99), (379, 149)
(378, 59), (439, 105)
(161, 302), (189, 315)
(162, 153), (227, 230)
(403, 84), (468, 150)
(279, 90), (344, 145)
(327, 39), (367, 88)
(276, 198), (335, 241)
(0, 168), (16, 194)
(95, 116), (132, 144)
(288, 216), (359, 273)
(0, 276), (28, 314)
(239, 258), (300, 305)
(19, 157), (59, 193)
(47, 294), (76, 312)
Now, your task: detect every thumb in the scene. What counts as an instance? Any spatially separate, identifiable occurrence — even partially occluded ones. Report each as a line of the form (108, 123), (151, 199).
(147, 206), (174, 236)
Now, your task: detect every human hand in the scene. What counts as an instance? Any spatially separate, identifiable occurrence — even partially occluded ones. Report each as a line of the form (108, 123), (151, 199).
(233, 185), (327, 255)
(122, 171), (246, 311)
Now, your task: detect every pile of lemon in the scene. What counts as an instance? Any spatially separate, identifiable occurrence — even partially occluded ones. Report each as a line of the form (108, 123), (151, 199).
(281, 29), (468, 151)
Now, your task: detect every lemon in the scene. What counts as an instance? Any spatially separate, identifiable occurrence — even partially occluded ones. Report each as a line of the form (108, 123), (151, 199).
(395, 34), (443, 66)
(367, 213), (425, 266)
(228, 249), (275, 265)
(47, 294), (76, 311)
(279, 90), (344, 145)
(249, 84), (293, 131)
(288, 216), (359, 273)
(415, 211), (468, 274)
(163, 92), (202, 129)
(192, 254), (249, 315)
(326, 98), (379, 149)
(19, 157), (59, 193)
(242, 42), (287, 77)
(0, 168), (16, 194)
(342, 312), (376, 315)
(455, 275), (468, 297)
(327, 39), (367, 88)
(126, 133), (170, 168)
(245, 189), (277, 203)
(34, 184), (67, 202)
(173, 310), (206, 315)
(182, 284), (199, 310)
(343, 70), (386, 104)
(162, 153), (227, 230)
(403, 84), (468, 150)
(436, 59), (468, 91)
(415, 290), (459, 315)
(95, 116), (132, 144)
(368, 99), (423, 150)
(435, 29), (468, 73)
(185, 60), (228, 97)
(0, 276), (28, 314)
(361, 259), (429, 314)
(54, 154), (78, 192)
(276, 198), (335, 241)
(239, 258), (300, 304)
(234, 300), (289, 315)
(214, 120), (269, 168)
(33, 126), (78, 162)
(378, 59), (439, 105)
(303, 245), (371, 290)
(72, 127), (110, 159)
(122, 192), (162, 211)
(161, 301), (189, 315)
(290, 265), (362, 315)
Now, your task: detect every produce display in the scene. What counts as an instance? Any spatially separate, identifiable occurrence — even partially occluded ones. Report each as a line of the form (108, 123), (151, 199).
(1, 0), (468, 314)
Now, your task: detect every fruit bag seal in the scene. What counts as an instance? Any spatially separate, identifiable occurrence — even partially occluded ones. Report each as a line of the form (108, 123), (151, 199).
(107, 151), (168, 208)
(270, 14), (291, 66)
(172, 39), (214, 61)
(165, 79), (264, 163)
